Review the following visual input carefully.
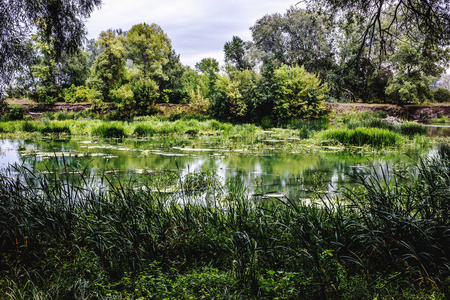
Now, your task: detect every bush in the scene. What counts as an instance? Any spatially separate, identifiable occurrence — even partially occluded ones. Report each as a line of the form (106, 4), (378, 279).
(8, 104), (25, 120)
(433, 87), (450, 103)
(92, 123), (126, 138)
(321, 127), (402, 147)
(273, 65), (329, 119)
(60, 85), (102, 103)
(132, 77), (160, 116)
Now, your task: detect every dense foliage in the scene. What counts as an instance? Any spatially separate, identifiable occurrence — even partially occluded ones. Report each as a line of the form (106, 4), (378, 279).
(4, 3), (450, 121)
(1, 144), (449, 298)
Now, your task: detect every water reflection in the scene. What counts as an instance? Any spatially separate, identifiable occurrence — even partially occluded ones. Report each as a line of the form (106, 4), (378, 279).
(0, 138), (427, 200)
(424, 124), (450, 137)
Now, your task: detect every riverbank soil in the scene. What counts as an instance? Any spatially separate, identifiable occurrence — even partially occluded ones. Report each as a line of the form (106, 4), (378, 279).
(6, 98), (450, 123)
(328, 103), (450, 122)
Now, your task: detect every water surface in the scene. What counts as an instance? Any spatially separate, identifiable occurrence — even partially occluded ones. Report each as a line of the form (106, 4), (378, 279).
(0, 137), (430, 200)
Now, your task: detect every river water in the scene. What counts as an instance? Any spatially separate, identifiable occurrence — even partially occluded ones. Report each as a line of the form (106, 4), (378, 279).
(0, 136), (433, 201)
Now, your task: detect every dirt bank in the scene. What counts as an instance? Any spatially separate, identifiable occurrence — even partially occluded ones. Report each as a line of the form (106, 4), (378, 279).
(328, 103), (450, 123)
(7, 99), (450, 123)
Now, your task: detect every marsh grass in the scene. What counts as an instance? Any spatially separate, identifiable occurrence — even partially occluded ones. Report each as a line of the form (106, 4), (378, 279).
(320, 127), (402, 147)
(399, 121), (428, 137)
(1, 144), (449, 298)
(91, 123), (126, 138)
(339, 111), (429, 139)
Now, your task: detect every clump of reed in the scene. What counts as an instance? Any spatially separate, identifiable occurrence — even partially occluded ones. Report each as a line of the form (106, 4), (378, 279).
(340, 111), (428, 138)
(399, 121), (428, 137)
(40, 123), (71, 135)
(92, 123), (126, 138)
(132, 124), (157, 137)
(320, 127), (402, 147)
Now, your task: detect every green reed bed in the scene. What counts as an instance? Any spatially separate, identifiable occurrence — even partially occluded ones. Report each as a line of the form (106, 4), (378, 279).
(338, 111), (428, 138)
(0, 118), (236, 138)
(1, 145), (449, 299)
(320, 127), (403, 147)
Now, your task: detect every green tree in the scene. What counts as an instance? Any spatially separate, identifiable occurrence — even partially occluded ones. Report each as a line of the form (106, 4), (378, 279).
(251, 7), (334, 76)
(126, 23), (171, 79)
(88, 31), (127, 100)
(195, 58), (220, 99)
(385, 40), (437, 105)
(159, 50), (188, 103)
(224, 36), (253, 71)
(252, 59), (279, 121)
(30, 33), (61, 103)
(0, 0), (101, 97)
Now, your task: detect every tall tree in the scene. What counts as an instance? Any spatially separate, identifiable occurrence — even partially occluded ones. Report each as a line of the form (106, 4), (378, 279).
(0, 0), (101, 95)
(224, 36), (253, 71)
(195, 58), (220, 99)
(251, 7), (334, 76)
(306, 0), (450, 56)
(126, 23), (171, 79)
(88, 31), (127, 99)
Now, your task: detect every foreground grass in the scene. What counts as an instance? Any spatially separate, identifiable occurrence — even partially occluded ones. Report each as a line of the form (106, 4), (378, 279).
(1, 144), (449, 299)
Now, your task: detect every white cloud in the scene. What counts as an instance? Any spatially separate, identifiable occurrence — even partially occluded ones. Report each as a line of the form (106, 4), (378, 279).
(85, 0), (299, 67)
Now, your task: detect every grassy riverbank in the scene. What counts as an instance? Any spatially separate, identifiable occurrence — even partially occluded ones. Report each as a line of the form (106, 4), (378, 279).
(1, 144), (449, 299)
(0, 111), (444, 153)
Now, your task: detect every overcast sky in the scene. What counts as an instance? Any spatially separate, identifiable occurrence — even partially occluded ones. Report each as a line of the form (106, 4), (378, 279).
(85, 0), (298, 68)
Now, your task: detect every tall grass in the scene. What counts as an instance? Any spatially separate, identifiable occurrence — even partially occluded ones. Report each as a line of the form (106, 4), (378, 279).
(339, 111), (428, 138)
(320, 127), (402, 147)
(0, 118), (235, 138)
(1, 145), (449, 298)
(92, 123), (126, 138)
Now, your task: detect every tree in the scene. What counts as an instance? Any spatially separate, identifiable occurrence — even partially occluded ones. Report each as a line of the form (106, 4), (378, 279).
(195, 58), (220, 99)
(385, 40), (437, 105)
(250, 7), (334, 76)
(0, 0), (101, 95)
(126, 23), (171, 79)
(224, 36), (253, 71)
(159, 50), (189, 103)
(88, 31), (127, 100)
(306, 0), (450, 57)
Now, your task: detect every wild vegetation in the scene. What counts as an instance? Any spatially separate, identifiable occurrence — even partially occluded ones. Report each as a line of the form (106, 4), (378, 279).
(1, 143), (449, 299)
(1, 1), (450, 298)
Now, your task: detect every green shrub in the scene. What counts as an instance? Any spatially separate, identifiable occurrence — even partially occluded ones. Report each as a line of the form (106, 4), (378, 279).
(92, 123), (126, 138)
(261, 116), (273, 129)
(433, 87), (450, 103)
(60, 85), (101, 103)
(321, 127), (402, 147)
(273, 65), (329, 119)
(8, 104), (25, 120)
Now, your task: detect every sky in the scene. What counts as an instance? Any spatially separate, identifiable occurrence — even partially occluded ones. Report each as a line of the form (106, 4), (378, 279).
(85, 0), (298, 68)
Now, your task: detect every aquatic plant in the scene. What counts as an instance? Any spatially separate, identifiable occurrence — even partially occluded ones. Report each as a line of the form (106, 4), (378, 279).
(92, 123), (126, 138)
(320, 127), (402, 147)
(399, 121), (428, 137)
